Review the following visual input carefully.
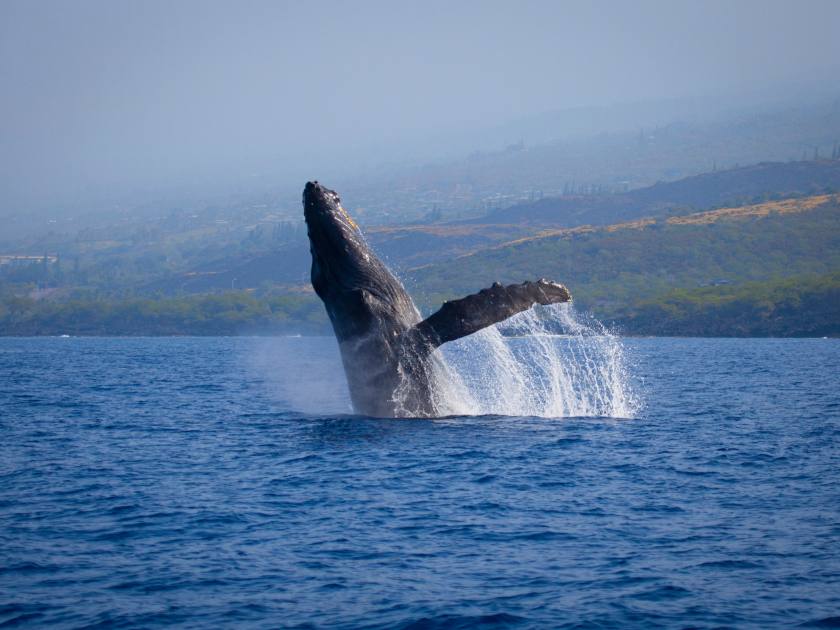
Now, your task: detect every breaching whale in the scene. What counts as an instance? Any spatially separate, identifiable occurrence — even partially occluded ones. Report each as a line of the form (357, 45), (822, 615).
(303, 181), (571, 417)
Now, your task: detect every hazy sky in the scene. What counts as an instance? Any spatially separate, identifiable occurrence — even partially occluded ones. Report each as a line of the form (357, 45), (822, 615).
(2, 0), (839, 211)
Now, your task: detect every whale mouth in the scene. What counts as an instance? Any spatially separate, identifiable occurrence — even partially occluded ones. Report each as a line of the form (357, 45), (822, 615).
(303, 181), (358, 229)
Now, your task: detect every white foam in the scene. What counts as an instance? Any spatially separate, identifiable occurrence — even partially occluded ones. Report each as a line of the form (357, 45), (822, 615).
(432, 303), (639, 418)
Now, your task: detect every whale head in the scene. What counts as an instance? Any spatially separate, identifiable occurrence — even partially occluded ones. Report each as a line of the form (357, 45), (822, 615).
(303, 181), (371, 295)
(303, 181), (417, 340)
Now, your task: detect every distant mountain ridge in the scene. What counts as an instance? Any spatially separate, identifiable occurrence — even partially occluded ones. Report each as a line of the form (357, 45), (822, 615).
(473, 160), (840, 226)
(144, 163), (840, 295)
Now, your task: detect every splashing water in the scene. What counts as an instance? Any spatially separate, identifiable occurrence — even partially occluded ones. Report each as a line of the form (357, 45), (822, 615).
(430, 303), (639, 418)
(249, 304), (639, 419)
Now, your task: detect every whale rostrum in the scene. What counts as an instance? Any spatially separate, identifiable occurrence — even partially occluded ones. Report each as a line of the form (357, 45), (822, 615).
(303, 181), (572, 417)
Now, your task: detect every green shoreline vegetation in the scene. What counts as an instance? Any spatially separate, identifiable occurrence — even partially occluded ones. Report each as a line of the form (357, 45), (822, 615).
(613, 272), (840, 337)
(1, 272), (837, 337)
(0, 292), (328, 337)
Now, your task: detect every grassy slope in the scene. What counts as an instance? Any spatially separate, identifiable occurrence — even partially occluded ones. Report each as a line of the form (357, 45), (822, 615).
(409, 195), (840, 318)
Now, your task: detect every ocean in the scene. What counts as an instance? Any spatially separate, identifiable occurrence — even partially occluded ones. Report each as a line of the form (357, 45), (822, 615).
(1, 332), (839, 628)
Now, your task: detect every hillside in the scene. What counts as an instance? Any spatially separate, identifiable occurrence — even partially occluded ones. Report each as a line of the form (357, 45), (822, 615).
(158, 161), (840, 293)
(4, 159), (839, 299)
(483, 194), (835, 249)
(410, 194), (840, 318)
(476, 159), (840, 225)
(3, 192), (837, 337)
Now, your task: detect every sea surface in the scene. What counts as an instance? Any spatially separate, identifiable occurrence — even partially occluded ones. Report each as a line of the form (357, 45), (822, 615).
(1, 335), (839, 629)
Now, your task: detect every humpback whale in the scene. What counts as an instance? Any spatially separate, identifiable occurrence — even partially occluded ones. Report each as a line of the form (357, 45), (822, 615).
(303, 181), (571, 417)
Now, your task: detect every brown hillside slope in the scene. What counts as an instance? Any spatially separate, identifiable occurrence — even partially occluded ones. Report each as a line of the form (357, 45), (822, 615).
(439, 193), (839, 262)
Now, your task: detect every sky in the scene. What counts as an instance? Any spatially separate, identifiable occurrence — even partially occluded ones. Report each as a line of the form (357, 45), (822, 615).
(1, 0), (839, 212)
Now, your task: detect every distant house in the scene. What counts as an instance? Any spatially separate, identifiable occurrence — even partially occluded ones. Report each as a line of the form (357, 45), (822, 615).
(0, 255), (58, 268)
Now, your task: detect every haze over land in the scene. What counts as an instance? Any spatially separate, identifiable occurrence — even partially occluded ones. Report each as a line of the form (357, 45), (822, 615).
(2, 0), (840, 214)
(1, 0), (839, 336)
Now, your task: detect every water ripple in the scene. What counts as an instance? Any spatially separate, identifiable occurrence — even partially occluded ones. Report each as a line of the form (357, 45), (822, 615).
(0, 337), (838, 628)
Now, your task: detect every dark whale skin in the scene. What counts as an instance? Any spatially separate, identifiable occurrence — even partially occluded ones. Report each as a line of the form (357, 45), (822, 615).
(303, 181), (571, 417)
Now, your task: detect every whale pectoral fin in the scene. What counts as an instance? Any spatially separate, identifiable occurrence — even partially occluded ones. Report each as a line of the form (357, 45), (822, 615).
(411, 279), (571, 348)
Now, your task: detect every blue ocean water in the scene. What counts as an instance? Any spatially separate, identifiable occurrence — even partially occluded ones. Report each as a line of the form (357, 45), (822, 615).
(1, 336), (839, 629)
